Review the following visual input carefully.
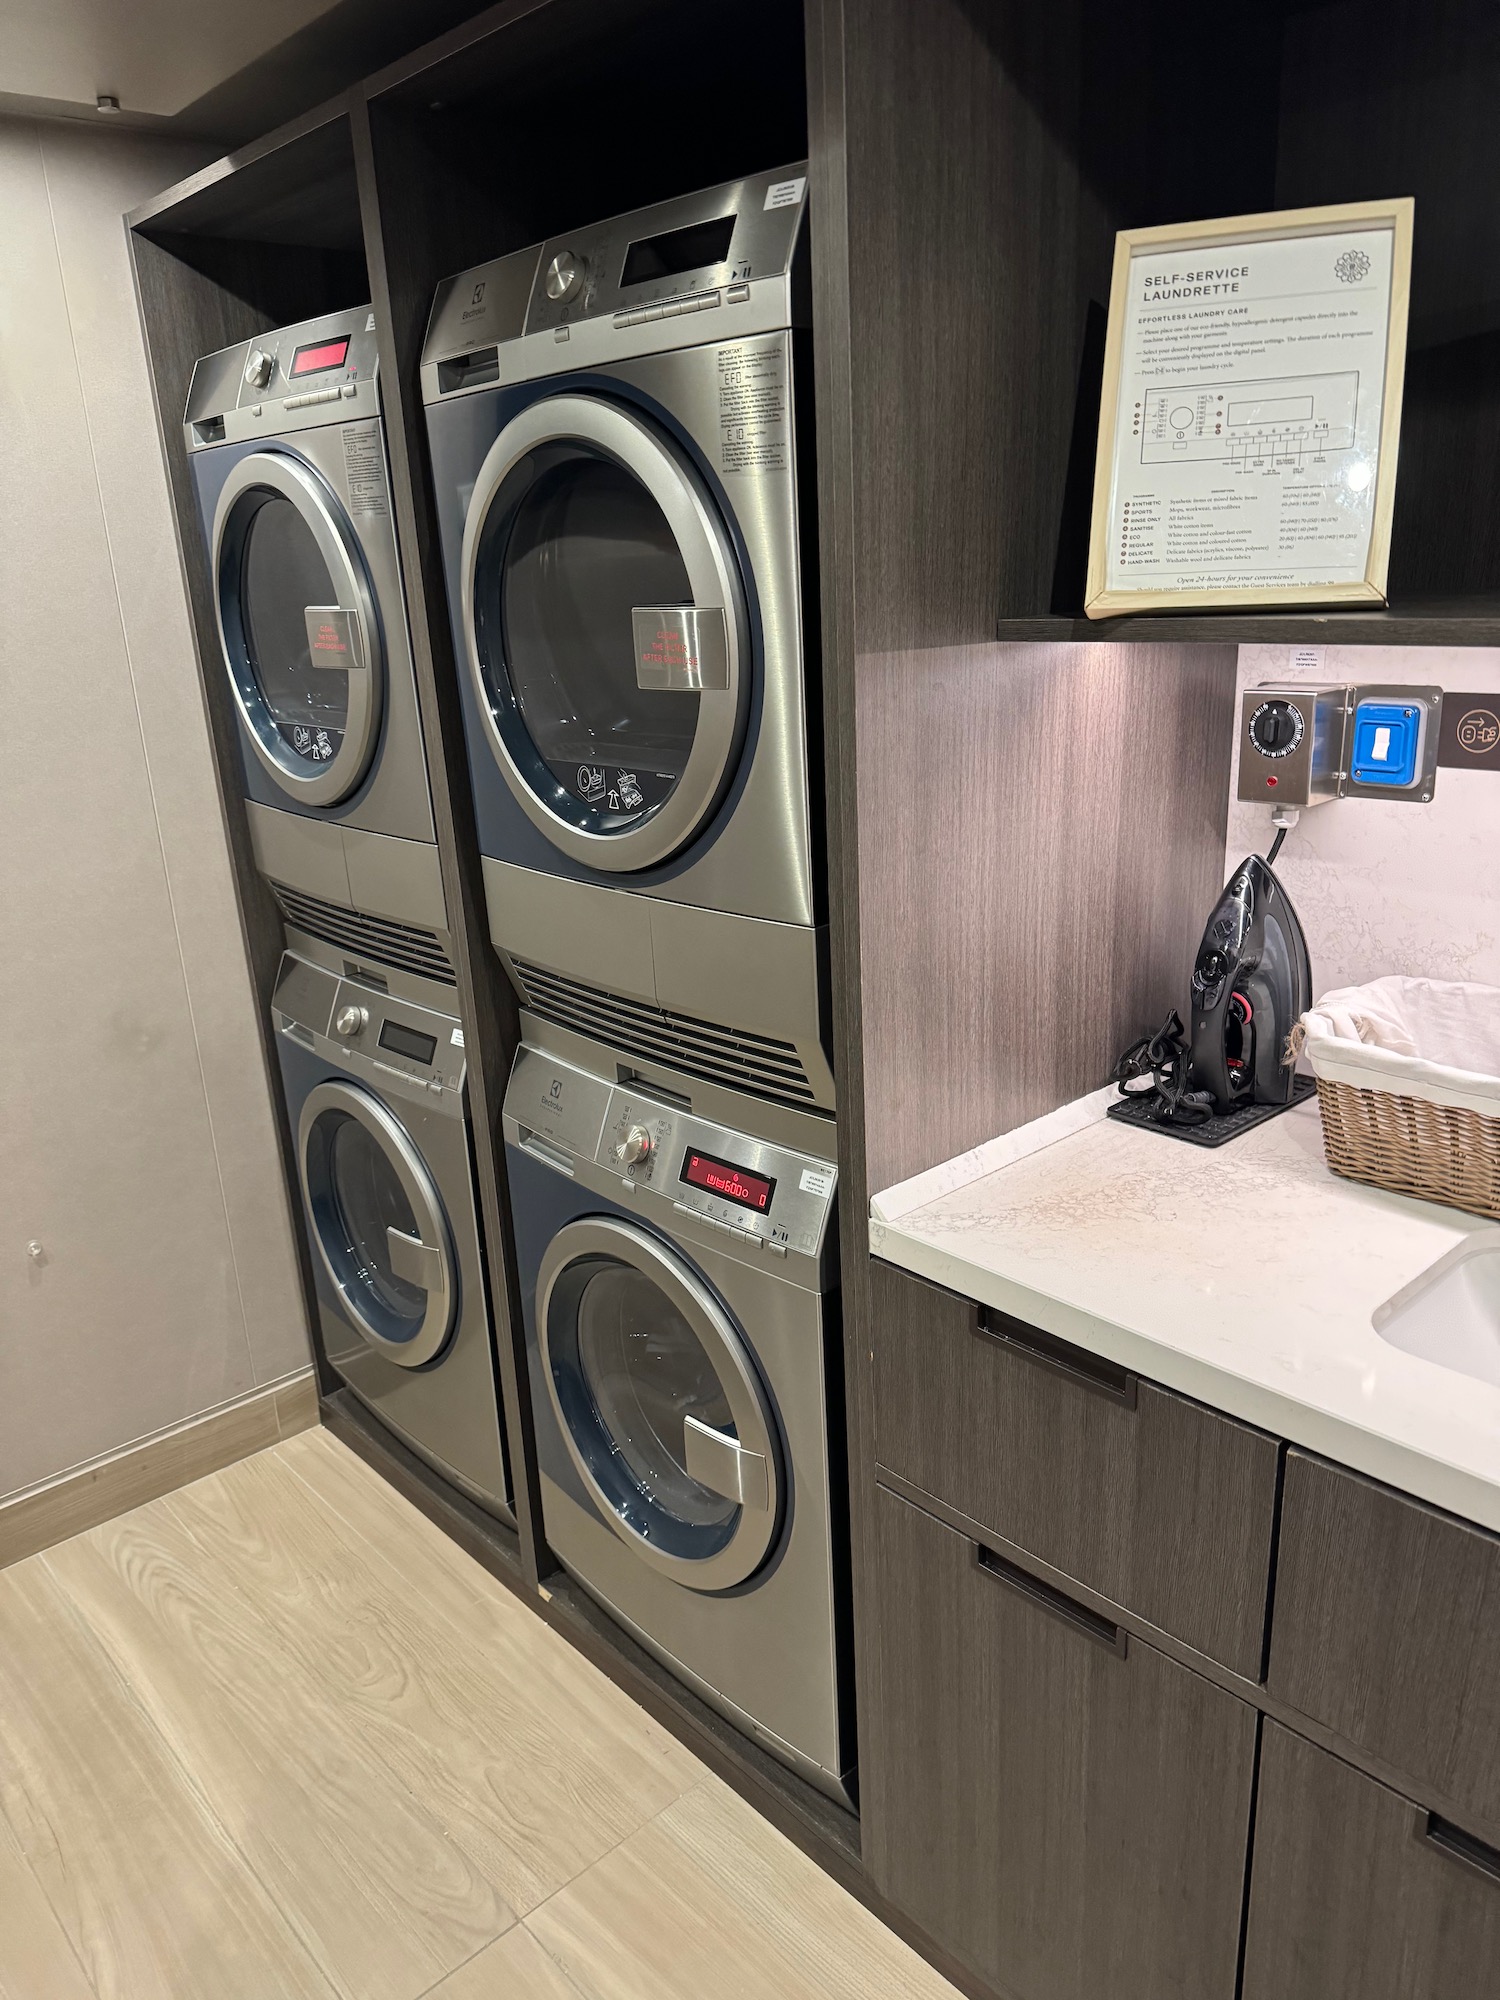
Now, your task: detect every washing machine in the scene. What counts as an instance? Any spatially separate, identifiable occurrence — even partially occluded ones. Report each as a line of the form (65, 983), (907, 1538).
(502, 1041), (852, 1802)
(185, 308), (447, 946)
(272, 947), (510, 1520)
(421, 167), (832, 1122)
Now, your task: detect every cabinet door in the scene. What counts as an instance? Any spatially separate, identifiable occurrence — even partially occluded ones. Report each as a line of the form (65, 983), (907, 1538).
(1269, 1450), (1500, 1838)
(865, 1482), (1256, 2000)
(1243, 1723), (1500, 1999)
(870, 1258), (1279, 1674)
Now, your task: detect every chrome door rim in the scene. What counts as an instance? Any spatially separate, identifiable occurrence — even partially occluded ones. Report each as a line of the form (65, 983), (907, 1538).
(213, 448), (383, 806)
(298, 1079), (455, 1367)
(460, 394), (747, 871)
(537, 1215), (781, 1588)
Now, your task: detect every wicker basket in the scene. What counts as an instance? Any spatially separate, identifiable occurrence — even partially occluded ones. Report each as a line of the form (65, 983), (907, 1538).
(1314, 1074), (1500, 1220)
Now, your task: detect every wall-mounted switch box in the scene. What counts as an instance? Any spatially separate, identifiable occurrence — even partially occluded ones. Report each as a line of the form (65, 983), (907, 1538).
(1342, 686), (1441, 801)
(1237, 684), (1349, 807)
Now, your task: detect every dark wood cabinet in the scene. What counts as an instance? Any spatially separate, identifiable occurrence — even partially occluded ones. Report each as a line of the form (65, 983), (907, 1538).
(1269, 1451), (1500, 1839)
(865, 1481), (1257, 2000)
(869, 1259), (1279, 1674)
(1243, 1722), (1500, 1999)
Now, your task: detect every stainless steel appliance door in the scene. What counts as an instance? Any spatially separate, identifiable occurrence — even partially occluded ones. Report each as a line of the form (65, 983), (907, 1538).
(461, 394), (748, 870)
(536, 1215), (781, 1588)
(298, 1080), (456, 1367)
(213, 448), (383, 805)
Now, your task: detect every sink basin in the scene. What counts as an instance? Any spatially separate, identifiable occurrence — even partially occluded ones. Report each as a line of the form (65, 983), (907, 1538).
(1374, 1231), (1500, 1390)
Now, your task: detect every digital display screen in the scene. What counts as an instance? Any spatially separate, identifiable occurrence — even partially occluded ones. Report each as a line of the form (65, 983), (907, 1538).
(289, 336), (351, 378)
(378, 1019), (437, 1066)
(621, 215), (736, 289)
(679, 1147), (776, 1214)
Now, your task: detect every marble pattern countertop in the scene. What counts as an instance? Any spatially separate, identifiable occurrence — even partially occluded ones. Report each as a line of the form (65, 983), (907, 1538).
(870, 1089), (1500, 1533)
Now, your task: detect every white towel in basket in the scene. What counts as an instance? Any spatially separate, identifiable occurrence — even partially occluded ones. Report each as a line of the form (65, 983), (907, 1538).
(1300, 977), (1500, 1118)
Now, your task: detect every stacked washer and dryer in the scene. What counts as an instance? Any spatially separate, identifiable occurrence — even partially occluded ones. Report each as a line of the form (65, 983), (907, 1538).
(421, 167), (853, 1801)
(183, 309), (512, 1524)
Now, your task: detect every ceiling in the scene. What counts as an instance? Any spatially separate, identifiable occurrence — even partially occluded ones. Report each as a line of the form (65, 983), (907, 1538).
(0, 0), (499, 143)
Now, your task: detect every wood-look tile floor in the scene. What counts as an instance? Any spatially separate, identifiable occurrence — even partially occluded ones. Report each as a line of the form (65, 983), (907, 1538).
(0, 1427), (958, 2000)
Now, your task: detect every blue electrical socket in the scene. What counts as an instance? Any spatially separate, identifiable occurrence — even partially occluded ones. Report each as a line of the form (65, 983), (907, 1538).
(1350, 699), (1423, 789)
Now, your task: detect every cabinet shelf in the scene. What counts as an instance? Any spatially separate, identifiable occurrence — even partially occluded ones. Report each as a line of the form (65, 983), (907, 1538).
(995, 600), (1500, 649)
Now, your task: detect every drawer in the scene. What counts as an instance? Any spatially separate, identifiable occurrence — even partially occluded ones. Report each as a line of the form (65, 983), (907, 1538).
(865, 1482), (1256, 2000)
(1268, 1450), (1500, 1837)
(1243, 1723), (1500, 1999)
(870, 1258), (1279, 1674)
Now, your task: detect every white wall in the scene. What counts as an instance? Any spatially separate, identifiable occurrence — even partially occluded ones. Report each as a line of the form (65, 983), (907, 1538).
(1227, 643), (1500, 996)
(0, 116), (310, 1502)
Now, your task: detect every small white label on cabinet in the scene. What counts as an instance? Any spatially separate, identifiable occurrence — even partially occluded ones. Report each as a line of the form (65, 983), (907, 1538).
(764, 177), (807, 210)
(1288, 645), (1326, 678)
(799, 1165), (835, 1197)
(451, 1027), (465, 1046)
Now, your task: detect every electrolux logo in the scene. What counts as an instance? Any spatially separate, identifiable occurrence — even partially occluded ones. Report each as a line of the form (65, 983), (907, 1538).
(460, 279), (489, 322)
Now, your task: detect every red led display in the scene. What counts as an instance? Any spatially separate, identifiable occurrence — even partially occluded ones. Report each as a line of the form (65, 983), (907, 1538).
(290, 336), (351, 378)
(679, 1148), (776, 1214)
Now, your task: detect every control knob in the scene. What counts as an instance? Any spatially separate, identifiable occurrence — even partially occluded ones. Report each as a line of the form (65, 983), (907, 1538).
(334, 1003), (368, 1038)
(615, 1124), (652, 1167)
(244, 348), (275, 389)
(1249, 699), (1304, 757)
(545, 250), (585, 303)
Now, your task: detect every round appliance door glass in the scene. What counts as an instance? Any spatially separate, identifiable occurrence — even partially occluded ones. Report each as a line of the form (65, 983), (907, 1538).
(537, 1216), (780, 1589)
(212, 448), (384, 805)
(298, 1080), (455, 1367)
(462, 394), (748, 872)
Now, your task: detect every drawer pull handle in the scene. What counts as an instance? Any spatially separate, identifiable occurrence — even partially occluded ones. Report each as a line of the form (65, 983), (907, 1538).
(974, 1543), (1128, 1658)
(974, 1306), (1138, 1409)
(1421, 1812), (1500, 1888)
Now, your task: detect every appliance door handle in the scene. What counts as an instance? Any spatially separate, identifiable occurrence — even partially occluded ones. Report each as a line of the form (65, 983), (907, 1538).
(683, 1416), (770, 1511)
(303, 604), (369, 669)
(632, 606), (730, 690)
(974, 1305), (1138, 1409)
(385, 1228), (445, 1293)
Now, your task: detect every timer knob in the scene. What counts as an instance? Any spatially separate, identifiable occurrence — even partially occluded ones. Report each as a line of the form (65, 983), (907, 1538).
(545, 250), (584, 303)
(244, 348), (274, 389)
(334, 1003), (368, 1038)
(616, 1124), (652, 1166)
(1249, 699), (1304, 757)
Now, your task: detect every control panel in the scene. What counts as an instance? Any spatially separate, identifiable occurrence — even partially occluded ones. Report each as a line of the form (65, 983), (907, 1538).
(184, 307), (381, 449)
(271, 952), (466, 1103)
(503, 1046), (836, 1261)
(1238, 682), (1441, 806)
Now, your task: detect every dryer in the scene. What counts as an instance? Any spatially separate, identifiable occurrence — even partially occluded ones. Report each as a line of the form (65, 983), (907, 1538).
(186, 309), (446, 941)
(422, 168), (832, 1120)
(502, 1041), (852, 1803)
(272, 948), (510, 1520)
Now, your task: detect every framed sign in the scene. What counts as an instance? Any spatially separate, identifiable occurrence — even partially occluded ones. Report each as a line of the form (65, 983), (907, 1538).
(1085, 198), (1414, 617)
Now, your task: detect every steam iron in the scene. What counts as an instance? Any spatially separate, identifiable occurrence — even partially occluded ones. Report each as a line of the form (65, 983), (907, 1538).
(1186, 853), (1311, 1113)
(1110, 850), (1314, 1145)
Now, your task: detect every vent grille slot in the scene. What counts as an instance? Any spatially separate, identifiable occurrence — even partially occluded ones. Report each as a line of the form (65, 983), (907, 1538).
(510, 959), (817, 1109)
(271, 885), (455, 986)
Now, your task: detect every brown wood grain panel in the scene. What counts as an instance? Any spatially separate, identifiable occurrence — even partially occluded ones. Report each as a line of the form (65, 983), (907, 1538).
(1243, 1723), (1500, 2000)
(1269, 1451), (1500, 1840)
(856, 638), (1235, 1194)
(864, 1483), (1256, 2000)
(870, 1260), (1279, 1676)
(349, 92), (547, 1584)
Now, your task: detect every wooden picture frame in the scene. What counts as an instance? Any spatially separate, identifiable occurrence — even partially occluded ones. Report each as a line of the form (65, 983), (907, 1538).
(1085, 198), (1414, 618)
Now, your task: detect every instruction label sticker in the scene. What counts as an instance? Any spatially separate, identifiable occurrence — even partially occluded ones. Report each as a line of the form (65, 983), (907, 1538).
(718, 343), (788, 474)
(451, 1027), (465, 1046)
(799, 1165), (835, 1198)
(342, 420), (389, 516)
(764, 176), (807, 211)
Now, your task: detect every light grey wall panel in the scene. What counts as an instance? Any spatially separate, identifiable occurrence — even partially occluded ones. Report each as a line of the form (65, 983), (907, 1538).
(0, 117), (310, 1500)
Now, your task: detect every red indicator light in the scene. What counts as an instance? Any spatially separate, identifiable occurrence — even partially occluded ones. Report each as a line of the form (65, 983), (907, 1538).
(1266, 775), (1279, 787)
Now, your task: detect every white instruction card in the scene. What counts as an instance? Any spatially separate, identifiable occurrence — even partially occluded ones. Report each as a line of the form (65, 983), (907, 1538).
(1089, 205), (1411, 612)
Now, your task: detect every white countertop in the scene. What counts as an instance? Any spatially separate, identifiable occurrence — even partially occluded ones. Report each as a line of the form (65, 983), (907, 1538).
(870, 1088), (1500, 1533)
